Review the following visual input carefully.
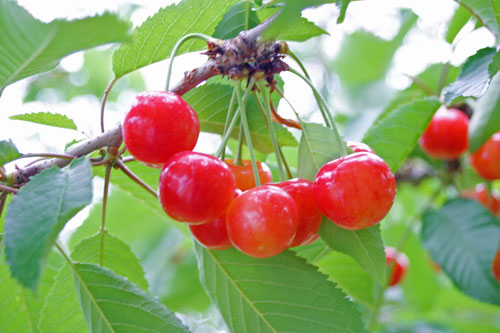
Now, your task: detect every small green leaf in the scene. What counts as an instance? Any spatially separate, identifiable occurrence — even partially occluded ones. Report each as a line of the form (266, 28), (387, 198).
(297, 122), (346, 181)
(194, 244), (367, 332)
(0, 140), (21, 166)
(445, 4), (472, 44)
(319, 221), (387, 286)
(422, 199), (500, 305)
(456, 0), (500, 40)
(39, 233), (152, 332)
(74, 263), (188, 332)
(9, 112), (77, 130)
(183, 82), (297, 153)
(112, 0), (238, 78)
(488, 50), (500, 78)
(363, 97), (441, 172)
(213, 1), (260, 39)
(444, 47), (496, 104)
(469, 71), (500, 152)
(0, 0), (131, 93)
(4, 158), (92, 290)
(336, 0), (352, 24)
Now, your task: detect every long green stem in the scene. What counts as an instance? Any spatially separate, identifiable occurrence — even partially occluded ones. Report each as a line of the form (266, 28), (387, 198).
(255, 82), (286, 181)
(235, 79), (261, 186)
(165, 33), (215, 91)
(216, 110), (241, 158)
(100, 163), (112, 266)
(220, 88), (238, 160)
(235, 126), (244, 165)
(287, 49), (312, 80)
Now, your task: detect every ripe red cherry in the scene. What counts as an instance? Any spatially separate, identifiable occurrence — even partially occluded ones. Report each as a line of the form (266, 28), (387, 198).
(159, 151), (235, 224)
(386, 247), (409, 286)
(122, 91), (200, 166)
(272, 179), (323, 247)
(493, 249), (500, 282)
(224, 159), (273, 191)
(461, 184), (500, 216)
(419, 108), (469, 160)
(189, 216), (232, 250)
(470, 131), (500, 180)
(346, 141), (375, 154)
(313, 152), (396, 230)
(226, 185), (299, 258)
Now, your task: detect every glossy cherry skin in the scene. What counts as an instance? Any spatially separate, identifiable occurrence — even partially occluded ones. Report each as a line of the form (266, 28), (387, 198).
(470, 131), (500, 180)
(224, 159), (273, 191)
(123, 91), (200, 166)
(189, 216), (232, 250)
(346, 141), (375, 154)
(272, 179), (323, 247)
(159, 151), (236, 224)
(385, 247), (409, 287)
(313, 152), (396, 230)
(461, 184), (500, 216)
(419, 108), (469, 160)
(226, 185), (299, 258)
(493, 249), (500, 282)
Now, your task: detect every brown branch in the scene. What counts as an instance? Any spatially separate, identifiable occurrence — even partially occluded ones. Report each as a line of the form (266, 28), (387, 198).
(0, 184), (19, 194)
(6, 15), (280, 186)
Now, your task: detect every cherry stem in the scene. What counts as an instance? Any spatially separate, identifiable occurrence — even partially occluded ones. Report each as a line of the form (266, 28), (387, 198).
(254, 83), (286, 181)
(114, 159), (158, 198)
(0, 184), (19, 194)
(368, 184), (443, 331)
(100, 78), (118, 133)
(120, 156), (135, 163)
(235, 78), (261, 186)
(403, 74), (436, 96)
(100, 163), (112, 266)
(277, 145), (293, 180)
(220, 87), (238, 160)
(287, 49), (312, 81)
(235, 125), (244, 165)
(17, 153), (77, 161)
(165, 33), (216, 91)
(0, 192), (8, 222)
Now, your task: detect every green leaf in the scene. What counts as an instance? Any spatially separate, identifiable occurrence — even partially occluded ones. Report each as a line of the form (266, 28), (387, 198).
(74, 263), (188, 332)
(422, 198), (500, 305)
(488, 50), (500, 78)
(456, 0), (500, 40)
(334, 9), (417, 85)
(319, 221), (387, 286)
(469, 71), (500, 152)
(444, 47), (496, 104)
(194, 244), (367, 332)
(0, 140), (21, 166)
(4, 158), (92, 290)
(39, 233), (152, 332)
(213, 1), (260, 39)
(0, 0), (131, 93)
(297, 122), (346, 181)
(9, 112), (77, 130)
(336, 0), (352, 24)
(0, 250), (63, 333)
(183, 82), (297, 153)
(445, 4), (472, 44)
(112, 0), (238, 78)
(363, 97), (441, 172)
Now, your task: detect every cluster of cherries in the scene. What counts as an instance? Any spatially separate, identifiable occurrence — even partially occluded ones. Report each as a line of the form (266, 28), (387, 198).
(419, 107), (500, 283)
(122, 91), (398, 261)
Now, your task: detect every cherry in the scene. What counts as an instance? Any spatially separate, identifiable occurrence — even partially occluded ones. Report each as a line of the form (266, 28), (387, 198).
(461, 184), (500, 216)
(122, 91), (200, 166)
(418, 108), (469, 160)
(470, 131), (500, 180)
(272, 178), (323, 247)
(224, 159), (273, 191)
(385, 247), (409, 287)
(346, 141), (375, 154)
(313, 152), (396, 230)
(226, 185), (299, 258)
(493, 249), (500, 282)
(159, 151), (236, 224)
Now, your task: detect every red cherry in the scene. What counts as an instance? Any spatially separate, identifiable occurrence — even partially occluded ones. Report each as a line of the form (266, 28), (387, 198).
(313, 152), (396, 230)
(189, 216), (232, 250)
(346, 141), (375, 154)
(272, 179), (323, 247)
(461, 184), (500, 216)
(224, 159), (273, 191)
(470, 131), (500, 180)
(419, 108), (469, 160)
(385, 247), (409, 286)
(493, 249), (500, 282)
(122, 91), (200, 166)
(159, 151), (236, 224)
(226, 185), (299, 258)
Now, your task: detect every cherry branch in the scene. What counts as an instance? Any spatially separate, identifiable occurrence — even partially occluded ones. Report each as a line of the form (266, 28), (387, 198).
(7, 15), (281, 186)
